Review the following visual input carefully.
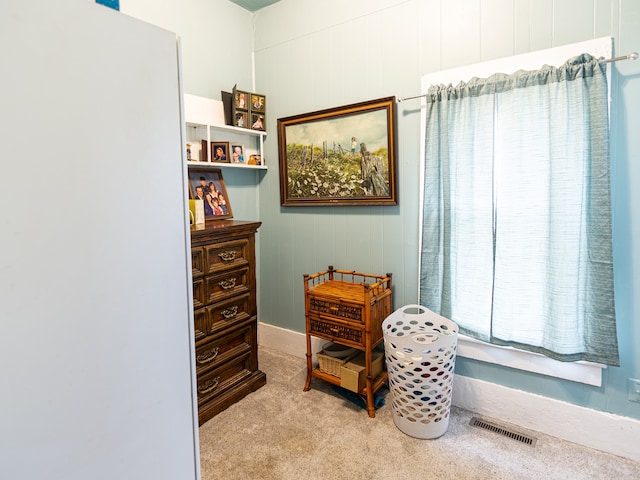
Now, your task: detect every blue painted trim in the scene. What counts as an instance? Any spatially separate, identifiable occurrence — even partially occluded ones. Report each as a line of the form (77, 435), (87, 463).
(96, 0), (119, 11)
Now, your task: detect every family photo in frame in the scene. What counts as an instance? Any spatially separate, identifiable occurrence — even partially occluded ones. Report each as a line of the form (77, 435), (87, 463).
(188, 168), (233, 219)
(277, 96), (398, 207)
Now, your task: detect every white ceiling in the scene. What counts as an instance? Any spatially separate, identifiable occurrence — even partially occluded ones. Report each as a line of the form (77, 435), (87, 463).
(227, 0), (281, 12)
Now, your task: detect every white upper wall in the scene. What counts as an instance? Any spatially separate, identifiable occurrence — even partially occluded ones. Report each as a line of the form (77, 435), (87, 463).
(253, 0), (408, 50)
(120, 0), (261, 221)
(121, 0), (255, 98)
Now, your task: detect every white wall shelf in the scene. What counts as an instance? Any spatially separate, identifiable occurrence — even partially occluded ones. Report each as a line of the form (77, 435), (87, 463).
(184, 93), (267, 170)
(186, 159), (267, 170)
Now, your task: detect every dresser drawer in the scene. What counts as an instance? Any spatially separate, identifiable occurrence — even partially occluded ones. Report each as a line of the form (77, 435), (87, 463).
(204, 238), (250, 274)
(194, 308), (207, 341)
(196, 351), (253, 406)
(308, 314), (364, 347)
(308, 295), (364, 324)
(192, 247), (204, 278)
(206, 293), (252, 335)
(193, 278), (205, 309)
(195, 323), (253, 376)
(204, 267), (250, 305)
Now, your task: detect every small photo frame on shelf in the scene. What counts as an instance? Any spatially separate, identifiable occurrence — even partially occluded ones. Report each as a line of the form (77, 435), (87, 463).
(230, 144), (245, 163)
(234, 89), (249, 111)
(188, 168), (233, 219)
(235, 111), (248, 128)
(248, 154), (262, 166)
(251, 94), (265, 113)
(211, 142), (229, 163)
(251, 113), (265, 131)
(200, 139), (209, 162)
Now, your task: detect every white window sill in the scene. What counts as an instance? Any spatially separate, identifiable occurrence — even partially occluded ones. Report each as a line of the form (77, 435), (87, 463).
(457, 334), (605, 387)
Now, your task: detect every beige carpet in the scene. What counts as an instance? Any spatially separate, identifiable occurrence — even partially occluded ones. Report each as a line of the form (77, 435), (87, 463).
(199, 347), (640, 480)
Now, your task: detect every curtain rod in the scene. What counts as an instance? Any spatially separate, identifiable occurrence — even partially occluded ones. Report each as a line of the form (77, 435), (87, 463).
(397, 51), (639, 102)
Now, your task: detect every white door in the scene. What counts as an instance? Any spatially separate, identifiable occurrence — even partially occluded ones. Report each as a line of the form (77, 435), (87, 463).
(0, 1), (198, 479)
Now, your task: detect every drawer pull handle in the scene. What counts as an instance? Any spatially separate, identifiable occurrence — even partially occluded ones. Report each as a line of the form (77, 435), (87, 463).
(198, 376), (220, 395)
(218, 250), (236, 262)
(219, 278), (237, 290)
(196, 347), (219, 364)
(221, 306), (239, 319)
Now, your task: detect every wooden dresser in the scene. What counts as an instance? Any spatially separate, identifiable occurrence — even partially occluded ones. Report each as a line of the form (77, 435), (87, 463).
(190, 219), (266, 425)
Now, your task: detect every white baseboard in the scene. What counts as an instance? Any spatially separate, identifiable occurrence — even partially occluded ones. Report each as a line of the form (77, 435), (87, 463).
(452, 375), (640, 463)
(258, 321), (640, 463)
(258, 321), (317, 359)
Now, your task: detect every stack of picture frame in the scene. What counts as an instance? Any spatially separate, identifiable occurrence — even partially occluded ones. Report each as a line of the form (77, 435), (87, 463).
(223, 85), (266, 132)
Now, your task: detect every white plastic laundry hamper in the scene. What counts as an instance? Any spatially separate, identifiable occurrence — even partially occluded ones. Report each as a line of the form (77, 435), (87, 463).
(382, 304), (459, 439)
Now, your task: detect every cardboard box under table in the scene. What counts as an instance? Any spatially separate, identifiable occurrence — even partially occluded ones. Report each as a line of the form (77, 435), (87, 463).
(340, 349), (385, 393)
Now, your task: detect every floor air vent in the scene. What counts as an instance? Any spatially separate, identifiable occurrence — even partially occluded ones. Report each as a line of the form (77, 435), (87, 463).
(470, 417), (537, 446)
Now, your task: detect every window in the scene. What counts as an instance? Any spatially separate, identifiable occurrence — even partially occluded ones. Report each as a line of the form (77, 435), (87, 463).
(419, 38), (619, 376)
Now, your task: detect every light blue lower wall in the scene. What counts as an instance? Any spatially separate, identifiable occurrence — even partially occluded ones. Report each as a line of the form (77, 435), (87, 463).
(253, 0), (640, 420)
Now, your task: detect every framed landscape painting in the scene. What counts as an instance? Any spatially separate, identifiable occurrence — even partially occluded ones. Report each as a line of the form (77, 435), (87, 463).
(277, 97), (397, 206)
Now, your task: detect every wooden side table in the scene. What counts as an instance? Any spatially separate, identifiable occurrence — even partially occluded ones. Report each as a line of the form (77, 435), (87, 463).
(303, 266), (392, 418)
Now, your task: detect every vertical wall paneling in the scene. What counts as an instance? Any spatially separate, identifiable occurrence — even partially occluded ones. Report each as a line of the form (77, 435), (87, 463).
(365, 12), (384, 100)
(480, 0), (515, 61)
(417, 0), (443, 75)
(553, 0), (595, 46)
(254, 0), (640, 421)
(120, 0), (640, 423)
(440, 0), (482, 69)
(608, 0), (640, 414)
(311, 29), (333, 109)
(340, 17), (370, 102)
(594, 0), (614, 39)
(514, 0), (555, 54)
